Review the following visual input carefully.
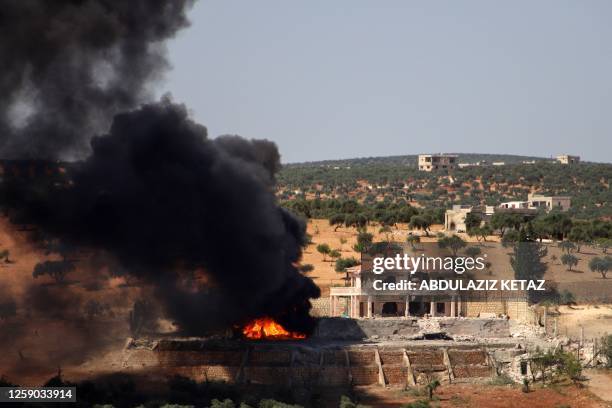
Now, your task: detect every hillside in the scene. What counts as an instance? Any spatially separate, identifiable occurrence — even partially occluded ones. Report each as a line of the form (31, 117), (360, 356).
(277, 155), (612, 219)
(283, 153), (546, 168)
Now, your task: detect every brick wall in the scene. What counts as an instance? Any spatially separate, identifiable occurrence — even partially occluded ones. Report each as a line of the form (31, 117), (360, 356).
(320, 367), (350, 386)
(453, 365), (493, 378)
(124, 343), (498, 387)
(406, 350), (444, 366)
(158, 350), (242, 366)
(378, 350), (404, 365)
(350, 366), (379, 385)
(244, 367), (292, 385)
(248, 350), (291, 366)
(382, 365), (408, 385)
(448, 349), (487, 365)
(322, 350), (346, 366)
(348, 350), (375, 366)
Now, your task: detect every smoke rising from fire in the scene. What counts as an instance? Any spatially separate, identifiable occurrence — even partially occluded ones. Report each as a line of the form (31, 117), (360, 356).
(4, 100), (320, 334)
(0, 0), (320, 335)
(0, 0), (194, 160)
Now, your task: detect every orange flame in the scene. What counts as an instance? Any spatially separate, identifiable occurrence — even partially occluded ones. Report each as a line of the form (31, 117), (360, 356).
(242, 317), (306, 340)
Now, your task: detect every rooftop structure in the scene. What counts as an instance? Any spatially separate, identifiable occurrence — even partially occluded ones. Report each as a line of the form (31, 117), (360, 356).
(418, 154), (458, 172)
(556, 155), (580, 164)
(499, 193), (571, 212)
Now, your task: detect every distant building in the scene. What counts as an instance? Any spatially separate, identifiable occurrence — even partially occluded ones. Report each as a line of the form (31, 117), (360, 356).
(445, 194), (570, 233)
(527, 193), (571, 212)
(458, 160), (488, 169)
(328, 262), (530, 320)
(418, 154), (458, 172)
(499, 193), (571, 212)
(444, 205), (495, 232)
(556, 155), (580, 164)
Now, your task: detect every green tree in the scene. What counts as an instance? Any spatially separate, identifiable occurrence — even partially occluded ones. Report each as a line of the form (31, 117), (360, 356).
(345, 213), (368, 229)
(409, 215), (433, 237)
(406, 234), (421, 250)
(335, 257), (360, 284)
(559, 289), (575, 305)
(316, 243), (331, 261)
(329, 213), (346, 231)
(510, 229), (547, 301)
(379, 225), (393, 242)
(465, 246), (482, 258)
(561, 253), (579, 271)
(568, 224), (592, 253)
(491, 213), (523, 237)
(465, 212), (482, 232)
(559, 241), (576, 254)
(426, 379), (440, 400)
(468, 224), (492, 243)
(353, 231), (373, 252)
(589, 256), (610, 279)
(438, 235), (467, 256)
(501, 229), (520, 248)
(595, 237), (611, 254)
(329, 249), (341, 263)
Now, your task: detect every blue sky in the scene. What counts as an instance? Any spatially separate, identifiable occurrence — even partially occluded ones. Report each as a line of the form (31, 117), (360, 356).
(161, 1), (611, 163)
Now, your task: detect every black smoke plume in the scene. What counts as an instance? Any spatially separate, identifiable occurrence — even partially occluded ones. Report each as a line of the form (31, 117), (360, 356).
(2, 100), (320, 334)
(0, 0), (320, 335)
(0, 0), (195, 160)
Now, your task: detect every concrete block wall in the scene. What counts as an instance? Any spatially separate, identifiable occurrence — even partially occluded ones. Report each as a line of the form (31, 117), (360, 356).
(462, 297), (530, 323)
(124, 342), (500, 388)
(310, 297), (331, 317)
(464, 300), (506, 318)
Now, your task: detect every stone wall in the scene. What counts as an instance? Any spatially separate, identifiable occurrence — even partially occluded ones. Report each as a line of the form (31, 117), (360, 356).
(122, 342), (504, 387)
(314, 317), (510, 340)
(462, 295), (530, 322)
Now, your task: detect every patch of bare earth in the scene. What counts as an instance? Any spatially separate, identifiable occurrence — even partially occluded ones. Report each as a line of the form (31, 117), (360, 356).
(585, 369), (612, 403)
(355, 383), (606, 407)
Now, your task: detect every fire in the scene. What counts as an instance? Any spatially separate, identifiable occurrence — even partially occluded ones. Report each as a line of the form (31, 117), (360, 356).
(242, 317), (306, 340)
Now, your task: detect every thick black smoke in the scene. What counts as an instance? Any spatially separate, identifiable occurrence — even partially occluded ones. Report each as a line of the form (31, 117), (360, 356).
(0, 0), (194, 160)
(2, 100), (320, 334)
(0, 0), (320, 335)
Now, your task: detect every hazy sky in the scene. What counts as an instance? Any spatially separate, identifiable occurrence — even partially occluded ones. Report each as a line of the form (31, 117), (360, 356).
(162, 1), (611, 163)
